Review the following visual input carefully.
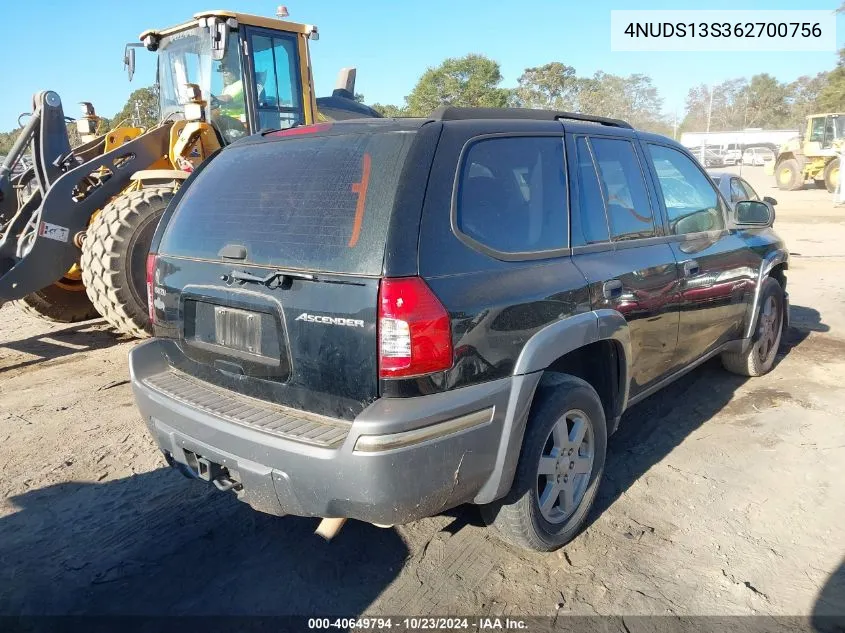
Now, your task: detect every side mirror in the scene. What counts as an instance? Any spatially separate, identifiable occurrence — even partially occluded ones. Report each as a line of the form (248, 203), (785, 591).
(735, 200), (774, 227)
(763, 195), (778, 206)
(124, 44), (136, 82)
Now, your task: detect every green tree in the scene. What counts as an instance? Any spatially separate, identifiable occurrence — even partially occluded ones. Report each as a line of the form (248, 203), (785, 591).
(744, 73), (790, 128)
(787, 72), (828, 124)
(681, 79), (750, 132)
(111, 86), (159, 129)
(371, 103), (408, 118)
(511, 62), (579, 110)
(404, 54), (510, 116)
(817, 50), (845, 112)
(0, 130), (18, 154)
(681, 74), (791, 132)
(576, 71), (668, 133)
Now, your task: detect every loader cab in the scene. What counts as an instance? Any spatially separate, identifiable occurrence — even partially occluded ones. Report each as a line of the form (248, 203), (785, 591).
(139, 10), (318, 145)
(806, 114), (845, 152)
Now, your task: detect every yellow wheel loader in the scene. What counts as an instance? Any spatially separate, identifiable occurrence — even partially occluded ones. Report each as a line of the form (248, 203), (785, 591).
(0, 9), (378, 337)
(771, 113), (845, 192)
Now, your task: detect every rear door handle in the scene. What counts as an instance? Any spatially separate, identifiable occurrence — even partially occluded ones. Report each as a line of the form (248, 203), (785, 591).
(602, 279), (623, 299)
(682, 260), (700, 277)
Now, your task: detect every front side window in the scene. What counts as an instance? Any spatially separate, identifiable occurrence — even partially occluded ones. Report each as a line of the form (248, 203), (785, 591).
(834, 115), (845, 140)
(647, 144), (726, 235)
(589, 138), (655, 241)
(730, 178), (747, 203)
(810, 117), (825, 143)
(250, 31), (303, 131)
(209, 33), (246, 142)
(157, 28), (211, 121)
(456, 136), (567, 255)
(738, 178), (759, 200)
(731, 178), (758, 202)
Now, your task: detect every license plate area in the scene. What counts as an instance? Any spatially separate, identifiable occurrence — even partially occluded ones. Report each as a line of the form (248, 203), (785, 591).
(213, 306), (262, 355)
(181, 297), (290, 381)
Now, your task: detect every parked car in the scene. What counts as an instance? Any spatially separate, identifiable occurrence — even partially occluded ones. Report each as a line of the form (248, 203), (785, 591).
(131, 108), (790, 552)
(723, 148), (743, 166)
(709, 171), (778, 214)
(701, 149), (725, 168)
(690, 148), (725, 168)
(742, 147), (775, 166)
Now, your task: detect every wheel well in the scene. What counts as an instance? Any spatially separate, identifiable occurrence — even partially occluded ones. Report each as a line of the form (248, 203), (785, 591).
(776, 152), (795, 167)
(769, 263), (787, 291)
(540, 340), (624, 431)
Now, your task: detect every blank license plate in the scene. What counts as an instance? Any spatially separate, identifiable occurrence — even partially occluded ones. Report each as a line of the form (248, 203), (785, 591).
(213, 306), (262, 355)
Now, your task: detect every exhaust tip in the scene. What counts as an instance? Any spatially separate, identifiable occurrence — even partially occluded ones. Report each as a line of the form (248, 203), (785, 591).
(315, 517), (347, 541)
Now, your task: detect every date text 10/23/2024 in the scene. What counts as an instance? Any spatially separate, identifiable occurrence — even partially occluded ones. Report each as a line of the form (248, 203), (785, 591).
(307, 617), (529, 630)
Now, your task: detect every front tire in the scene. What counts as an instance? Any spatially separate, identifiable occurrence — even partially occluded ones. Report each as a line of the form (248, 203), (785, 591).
(81, 186), (174, 338)
(824, 158), (840, 194)
(721, 277), (784, 377)
(14, 282), (99, 323)
(481, 375), (607, 551)
(775, 159), (802, 191)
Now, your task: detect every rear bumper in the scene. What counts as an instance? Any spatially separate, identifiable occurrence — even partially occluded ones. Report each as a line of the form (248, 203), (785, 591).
(130, 339), (520, 525)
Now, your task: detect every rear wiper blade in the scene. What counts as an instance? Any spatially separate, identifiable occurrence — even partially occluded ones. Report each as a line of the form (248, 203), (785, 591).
(223, 269), (316, 287)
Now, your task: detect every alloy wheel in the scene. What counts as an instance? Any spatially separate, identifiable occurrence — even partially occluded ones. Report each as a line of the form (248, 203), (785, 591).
(536, 409), (595, 524)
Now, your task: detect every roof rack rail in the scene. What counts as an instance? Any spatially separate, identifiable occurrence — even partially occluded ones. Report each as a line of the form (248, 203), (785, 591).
(430, 106), (633, 129)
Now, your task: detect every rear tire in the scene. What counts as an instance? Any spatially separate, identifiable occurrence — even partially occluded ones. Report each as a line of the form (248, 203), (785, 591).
(824, 158), (840, 194)
(81, 186), (174, 338)
(775, 159), (802, 191)
(14, 283), (99, 323)
(721, 277), (784, 377)
(480, 375), (607, 551)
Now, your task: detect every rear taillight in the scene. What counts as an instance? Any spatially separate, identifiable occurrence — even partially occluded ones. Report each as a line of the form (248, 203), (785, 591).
(146, 252), (158, 324)
(378, 277), (453, 379)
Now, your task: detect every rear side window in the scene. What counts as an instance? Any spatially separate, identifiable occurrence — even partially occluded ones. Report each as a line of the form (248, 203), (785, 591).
(573, 137), (610, 245)
(159, 131), (416, 274)
(589, 137), (656, 241)
(455, 136), (567, 255)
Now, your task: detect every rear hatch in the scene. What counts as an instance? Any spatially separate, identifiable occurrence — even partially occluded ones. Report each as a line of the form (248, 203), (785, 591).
(150, 123), (419, 420)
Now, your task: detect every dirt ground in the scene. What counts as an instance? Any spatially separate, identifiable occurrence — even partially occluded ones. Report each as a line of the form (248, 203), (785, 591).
(1, 166), (844, 623)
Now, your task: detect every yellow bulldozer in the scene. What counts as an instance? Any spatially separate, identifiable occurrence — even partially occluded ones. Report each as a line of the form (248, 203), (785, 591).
(771, 113), (845, 192)
(0, 9), (377, 337)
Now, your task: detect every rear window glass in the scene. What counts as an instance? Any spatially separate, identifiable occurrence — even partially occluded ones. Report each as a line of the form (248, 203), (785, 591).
(159, 130), (416, 275)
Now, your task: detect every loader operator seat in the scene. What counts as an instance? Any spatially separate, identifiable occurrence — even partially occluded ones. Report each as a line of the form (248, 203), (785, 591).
(211, 62), (248, 144)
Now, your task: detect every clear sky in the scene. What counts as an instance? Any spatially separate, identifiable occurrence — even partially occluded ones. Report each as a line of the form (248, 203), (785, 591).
(1, 0), (843, 130)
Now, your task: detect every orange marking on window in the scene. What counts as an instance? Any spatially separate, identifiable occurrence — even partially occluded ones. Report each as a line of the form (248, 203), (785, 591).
(348, 152), (371, 247)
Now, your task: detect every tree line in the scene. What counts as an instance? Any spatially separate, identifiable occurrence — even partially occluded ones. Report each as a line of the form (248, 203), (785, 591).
(3, 49), (845, 155)
(373, 56), (671, 135)
(374, 53), (845, 135)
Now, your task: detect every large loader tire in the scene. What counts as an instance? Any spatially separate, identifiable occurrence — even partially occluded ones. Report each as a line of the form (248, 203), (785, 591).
(14, 282), (99, 323)
(824, 158), (840, 194)
(775, 159), (802, 191)
(81, 187), (174, 338)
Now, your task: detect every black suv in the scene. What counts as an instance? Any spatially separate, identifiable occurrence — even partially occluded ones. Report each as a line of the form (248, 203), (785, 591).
(130, 108), (788, 551)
